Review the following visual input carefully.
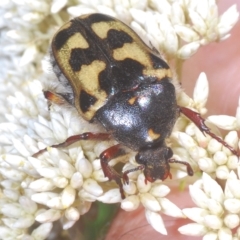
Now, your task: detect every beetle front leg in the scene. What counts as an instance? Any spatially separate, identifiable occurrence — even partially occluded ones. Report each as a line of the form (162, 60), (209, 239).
(32, 132), (111, 157)
(100, 144), (127, 199)
(179, 106), (239, 157)
(168, 158), (194, 176)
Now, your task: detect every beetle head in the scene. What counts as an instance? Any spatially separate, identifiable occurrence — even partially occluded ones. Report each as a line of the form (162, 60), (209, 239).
(135, 145), (173, 183)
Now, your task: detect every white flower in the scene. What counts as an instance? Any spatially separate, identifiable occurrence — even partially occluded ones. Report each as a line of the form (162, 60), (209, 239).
(179, 172), (240, 238)
(0, 0), (239, 239)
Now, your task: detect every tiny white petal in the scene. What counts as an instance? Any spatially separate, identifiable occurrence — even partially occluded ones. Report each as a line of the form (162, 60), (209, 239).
(227, 155), (239, 170)
(224, 214), (240, 229)
(204, 215), (223, 229)
(140, 193), (161, 212)
(97, 189), (121, 203)
(218, 5), (239, 39)
(218, 227), (232, 240)
(171, 2), (185, 24)
(174, 25), (199, 42)
(47, 196), (64, 209)
(92, 169), (107, 182)
(189, 185), (209, 209)
(62, 220), (76, 230)
(33, 122), (53, 139)
(78, 201), (92, 215)
(19, 196), (37, 214)
(216, 165), (229, 179)
(145, 210), (167, 235)
(202, 173), (224, 202)
(59, 159), (75, 179)
(223, 131), (239, 154)
(50, 176), (68, 188)
(137, 173), (151, 193)
(70, 172), (83, 189)
(164, 27), (179, 56)
(78, 189), (97, 202)
(75, 156), (92, 178)
(178, 132), (197, 149)
(177, 41), (200, 59)
(193, 72), (209, 108)
(31, 223), (53, 239)
(150, 184), (170, 198)
(65, 207), (80, 221)
(20, 44), (38, 66)
(61, 186), (76, 208)
(227, 179), (240, 198)
(37, 167), (60, 178)
(158, 198), (184, 217)
(207, 199), (223, 216)
(31, 192), (59, 205)
(51, 118), (68, 142)
(36, 209), (61, 223)
(207, 116), (237, 130)
(182, 208), (208, 224)
(121, 195), (140, 211)
(96, 6), (116, 16)
(67, 6), (95, 17)
(2, 203), (25, 218)
(198, 157), (217, 173)
(178, 223), (207, 236)
(51, 0), (67, 13)
(3, 189), (19, 201)
(208, 139), (222, 155)
(29, 178), (55, 191)
(224, 198), (240, 214)
(83, 179), (103, 197)
(13, 215), (35, 228)
(203, 232), (218, 240)
(123, 181), (137, 195)
(188, 9), (207, 35)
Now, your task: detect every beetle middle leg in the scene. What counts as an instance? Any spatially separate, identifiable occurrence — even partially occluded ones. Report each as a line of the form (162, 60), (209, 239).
(179, 106), (239, 157)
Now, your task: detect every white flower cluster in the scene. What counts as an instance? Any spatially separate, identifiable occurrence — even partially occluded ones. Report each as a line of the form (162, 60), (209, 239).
(179, 172), (240, 239)
(0, 0), (239, 239)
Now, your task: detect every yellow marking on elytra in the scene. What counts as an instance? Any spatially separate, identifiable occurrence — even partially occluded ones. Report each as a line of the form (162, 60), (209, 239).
(143, 68), (172, 80)
(146, 129), (161, 142)
(128, 96), (138, 105)
(91, 22), (112, 39)
(65, 32), (89, 49)
(74, 60), (107, 120)
(77, 60), (106, 93)
(113, 42), (151, 67)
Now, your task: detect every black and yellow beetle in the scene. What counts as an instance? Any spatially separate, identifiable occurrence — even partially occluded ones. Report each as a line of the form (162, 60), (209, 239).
(34, 13), (239, 199)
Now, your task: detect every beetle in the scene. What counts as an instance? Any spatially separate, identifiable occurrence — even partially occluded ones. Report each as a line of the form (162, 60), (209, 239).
(34, 13), (239, 199)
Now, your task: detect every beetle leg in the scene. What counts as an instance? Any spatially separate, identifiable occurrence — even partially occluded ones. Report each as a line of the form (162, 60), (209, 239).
(168, 158), (194, 176)
(122, 165), (145, 185)
(100, 144), (127, 199)
(32, 132), (111, 157)
(179, 106), (239, 157)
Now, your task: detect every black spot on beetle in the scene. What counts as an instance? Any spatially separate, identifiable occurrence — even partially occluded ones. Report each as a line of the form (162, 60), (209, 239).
(80, 90), (97, 113)
(150, 53), (170, 69)
(107, 29), (133, 49)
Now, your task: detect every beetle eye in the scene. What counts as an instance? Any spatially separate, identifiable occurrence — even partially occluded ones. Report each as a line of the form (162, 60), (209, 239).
(165, 147), (173, 159)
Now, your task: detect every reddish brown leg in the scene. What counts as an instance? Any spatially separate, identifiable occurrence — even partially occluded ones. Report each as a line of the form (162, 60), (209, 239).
(180, 106), (239, 157)
(168, 158), (194, 176)
(32, 132), (111, 157)
(100, 144), (128, 199)
(122, 165), (145, 185)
